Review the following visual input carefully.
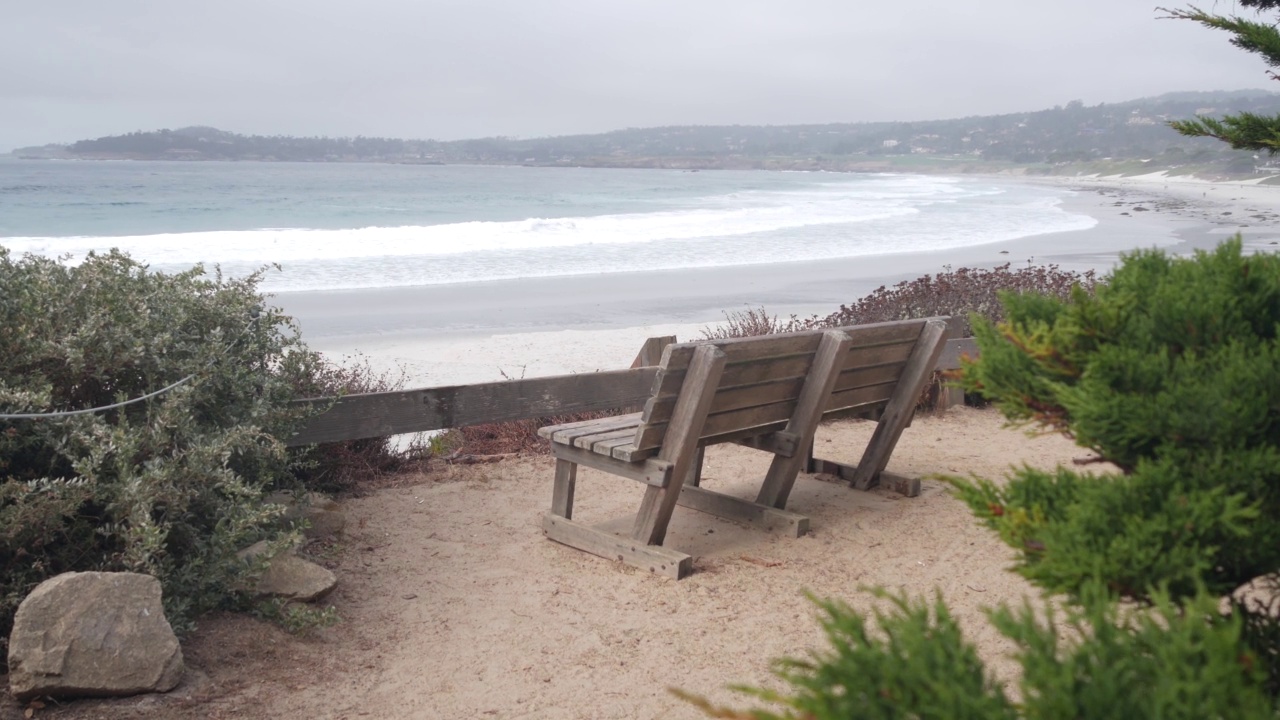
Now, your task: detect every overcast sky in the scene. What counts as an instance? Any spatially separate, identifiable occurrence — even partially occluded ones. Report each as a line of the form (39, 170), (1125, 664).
(2, 1), (1272, 150)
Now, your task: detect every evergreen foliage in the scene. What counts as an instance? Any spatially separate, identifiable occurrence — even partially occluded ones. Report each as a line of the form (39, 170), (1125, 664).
(682, 587), (1272, 719)
(685, 239), (1280, 716)
(956, 239), (1280, 602)
(1165, 2), (1280, 151)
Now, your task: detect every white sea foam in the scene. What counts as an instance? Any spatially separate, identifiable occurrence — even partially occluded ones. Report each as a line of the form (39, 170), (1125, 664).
(1, 175), (1097, 292)
(1, 186), (932, 264)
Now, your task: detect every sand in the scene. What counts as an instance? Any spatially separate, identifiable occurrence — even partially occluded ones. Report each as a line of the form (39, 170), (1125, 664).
(35, 407), (1095, 720)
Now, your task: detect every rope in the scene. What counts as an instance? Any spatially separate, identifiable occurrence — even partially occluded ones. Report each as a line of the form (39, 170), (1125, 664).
(0, 374), (197, 419)
(0, 310), (263, 421)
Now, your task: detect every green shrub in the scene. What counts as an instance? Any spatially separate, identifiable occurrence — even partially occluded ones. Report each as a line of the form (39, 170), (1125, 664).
(0, 248), (393, 664)
(681, 587), (1271, 719)
(955, 239), (1280, 602)
(684, 239), (1280, 716)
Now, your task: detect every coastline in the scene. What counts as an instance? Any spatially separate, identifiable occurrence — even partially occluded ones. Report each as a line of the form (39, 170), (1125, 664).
(275, 172), (1280, 388)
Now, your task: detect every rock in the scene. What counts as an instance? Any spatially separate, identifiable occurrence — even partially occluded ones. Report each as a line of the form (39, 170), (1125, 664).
(8, 572), (184, 700)
(239, 542), (337, 602)
(267, 491), (347, 539)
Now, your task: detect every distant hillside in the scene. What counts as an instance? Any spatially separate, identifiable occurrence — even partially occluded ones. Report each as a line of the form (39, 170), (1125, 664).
(12, 90), (1279, 176)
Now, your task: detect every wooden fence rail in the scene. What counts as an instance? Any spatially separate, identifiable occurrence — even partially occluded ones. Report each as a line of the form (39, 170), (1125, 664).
(285, 336), (979, 447)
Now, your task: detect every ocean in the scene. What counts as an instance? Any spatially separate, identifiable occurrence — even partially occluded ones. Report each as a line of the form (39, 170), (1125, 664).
(0, 159), (1097, 293)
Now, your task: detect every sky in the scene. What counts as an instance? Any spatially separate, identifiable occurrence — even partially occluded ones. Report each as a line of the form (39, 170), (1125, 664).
(2, 0), (1273, 150)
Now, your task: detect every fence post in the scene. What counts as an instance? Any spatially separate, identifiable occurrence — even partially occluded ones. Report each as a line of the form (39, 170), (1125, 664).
(631, 335), (677, 368)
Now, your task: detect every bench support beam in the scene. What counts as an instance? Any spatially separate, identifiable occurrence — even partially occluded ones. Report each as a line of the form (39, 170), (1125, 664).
(808, 457), (921, 498)
(542, 514), (693, 579)
(632, 345), (727, 545)
(849, 320), (948, 491)
(677, 485), (809, 538)
(757, 331), (853, 509)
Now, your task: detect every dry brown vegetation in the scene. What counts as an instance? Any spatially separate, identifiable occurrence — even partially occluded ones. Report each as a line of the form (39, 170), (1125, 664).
(449, 264), (1101, 458)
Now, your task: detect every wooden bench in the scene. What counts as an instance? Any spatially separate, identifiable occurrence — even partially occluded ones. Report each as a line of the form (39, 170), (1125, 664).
(537, 317), (950, 578)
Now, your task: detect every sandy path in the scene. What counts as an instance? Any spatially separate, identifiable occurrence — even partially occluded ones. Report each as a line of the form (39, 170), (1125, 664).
(29, 407), (1098, 720)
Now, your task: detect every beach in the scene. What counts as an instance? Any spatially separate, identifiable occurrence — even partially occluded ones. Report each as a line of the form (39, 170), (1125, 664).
(276, 172), (1280, 388)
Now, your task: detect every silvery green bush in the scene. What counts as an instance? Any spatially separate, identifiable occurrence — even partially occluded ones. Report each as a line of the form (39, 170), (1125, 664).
(0, 248), (364, 662)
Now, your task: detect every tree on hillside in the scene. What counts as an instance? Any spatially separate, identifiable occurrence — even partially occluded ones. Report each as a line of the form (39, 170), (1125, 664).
(1165, 1), (1280, 151)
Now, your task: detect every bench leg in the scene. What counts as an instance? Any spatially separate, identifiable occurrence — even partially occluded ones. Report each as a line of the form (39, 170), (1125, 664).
(687, 447), (705, 488)
(551, 459), (577, 519)
(757, 453), (807, 509)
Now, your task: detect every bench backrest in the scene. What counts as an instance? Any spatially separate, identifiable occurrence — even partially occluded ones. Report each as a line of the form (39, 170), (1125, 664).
(626, 317), (948, 457)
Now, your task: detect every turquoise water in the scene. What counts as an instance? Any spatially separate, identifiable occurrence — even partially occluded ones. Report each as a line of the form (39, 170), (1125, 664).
(0, 158), (1095, 292)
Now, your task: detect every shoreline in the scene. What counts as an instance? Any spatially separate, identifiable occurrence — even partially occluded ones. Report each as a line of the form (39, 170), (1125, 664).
(275, 172), (1280, 388)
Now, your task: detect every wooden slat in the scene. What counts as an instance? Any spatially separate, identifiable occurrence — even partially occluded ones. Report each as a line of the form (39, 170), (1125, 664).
(590, 434), (638, 456)
(850, 320), (949, 490)
(549, 414), (643, 445)
(651, 354), (814, 399)
(661, 332), (823, 371)
(622, 393), (888, 460)
(838, 341), (916, 372)
(573, 428), (635, 452)
(289, 367), (657, 446)
(632, 345), (727, 545)
(651, 338), (916, 401)
(549, 443), (672, 486)
(541, 412), (642, 440)
(645, 376), (808, 425)
(543, 514), (692, 579)
(832, 363), (906, 393)
(676, 486), (810, 537)
(632, 381), (896, 454)
(694, 423), (795, 453)
(647, 341), (914, 423)
(826, 382), (896, 414)
(734, 431), (800, 458)
(660, 318), (936, 371)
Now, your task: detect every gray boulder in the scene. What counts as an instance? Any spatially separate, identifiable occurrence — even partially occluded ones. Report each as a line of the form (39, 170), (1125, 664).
(8, 572), (184, 700)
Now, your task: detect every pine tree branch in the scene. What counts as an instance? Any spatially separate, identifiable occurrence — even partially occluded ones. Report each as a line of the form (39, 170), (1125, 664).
(1167, 111), (1280, 153)
(1159, 6), (1280, 68)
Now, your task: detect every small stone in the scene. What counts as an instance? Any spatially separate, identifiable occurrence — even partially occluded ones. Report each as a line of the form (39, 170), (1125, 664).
(256, 555), (337, 602)
(239, 541), (337, 602)
(8, 572), (184, 700)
